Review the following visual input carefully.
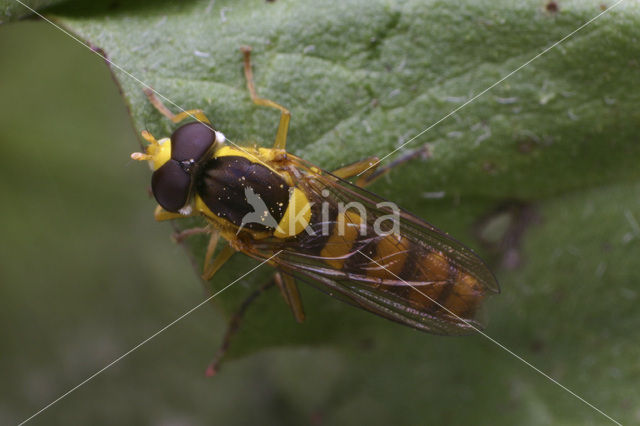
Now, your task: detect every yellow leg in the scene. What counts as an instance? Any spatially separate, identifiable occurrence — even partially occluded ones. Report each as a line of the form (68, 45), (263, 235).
(241, 46), (291, 150)
(202, 243), (236, 281)
(274, 272), (305, 323)
(336, 145), (432, 188)
(154, 205), (198, 221)
(143, 87), (212, 124)
(153, 205), (235, 281)
(331, 156), (381, 188)
(203, 229), (221, 269)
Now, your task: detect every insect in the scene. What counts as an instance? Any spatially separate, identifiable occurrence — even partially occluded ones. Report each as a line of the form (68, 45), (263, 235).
(132, 46), (499, 375)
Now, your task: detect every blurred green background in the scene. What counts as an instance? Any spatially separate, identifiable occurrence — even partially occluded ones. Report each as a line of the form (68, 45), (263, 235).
(2, 2), (640, 425)
(0, 21), (320, 425)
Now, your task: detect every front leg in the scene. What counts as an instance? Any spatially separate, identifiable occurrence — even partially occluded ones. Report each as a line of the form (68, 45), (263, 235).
(241, 46), (291, 151)
(172, 225), (210, 243)
(202, 243), (236, 281)
(144, 87), (212, 125)
(154, 205), (198, 221)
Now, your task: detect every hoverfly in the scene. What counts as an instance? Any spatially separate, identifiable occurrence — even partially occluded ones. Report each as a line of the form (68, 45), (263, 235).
(132, 46), (499, 375)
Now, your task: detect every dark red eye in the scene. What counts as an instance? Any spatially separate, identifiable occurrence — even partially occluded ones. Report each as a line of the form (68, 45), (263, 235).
(171, 122), (216, 163)
(151, 160), (191, 212)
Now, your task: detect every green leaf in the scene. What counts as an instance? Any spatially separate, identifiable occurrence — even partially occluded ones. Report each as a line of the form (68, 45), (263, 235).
(9, 0), (640, 423)
(0, 0), (67, 22)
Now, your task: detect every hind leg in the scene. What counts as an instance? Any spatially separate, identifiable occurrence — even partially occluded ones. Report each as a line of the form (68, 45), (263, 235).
(274, 272), (305, 323)
(206, 277), (277, 376)
(333, 145), (431, 187)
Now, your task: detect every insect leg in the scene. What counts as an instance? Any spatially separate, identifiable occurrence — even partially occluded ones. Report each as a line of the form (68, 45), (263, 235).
(363, 145), (432, 186)
(152, 207), (236, 280)
(274, 272), (305, 323)
(154, 205), (198, 221)
(240, 46), (291, 151)
(202, 229), (220, 267)
(171, 225), (210, 243)
(143, 87), (212, 124)
(331, 156), (380, 187)
(334, 145), (432, 187)
(206, 277), (276, 376)
(202, 241), (236, 281)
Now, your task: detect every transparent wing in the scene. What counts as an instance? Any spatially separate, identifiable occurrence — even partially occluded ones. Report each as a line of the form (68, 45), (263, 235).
(243, 155), (499, 335)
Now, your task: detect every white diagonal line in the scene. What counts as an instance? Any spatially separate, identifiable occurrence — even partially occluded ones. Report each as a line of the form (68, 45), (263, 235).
(358, 0), (627, 176)
(11, 0), (625, 423)
(18, 251), (281, 426)
(12, 0), (273, 169)
(357, 250), (621, 425)
(11, 2), (281, 424)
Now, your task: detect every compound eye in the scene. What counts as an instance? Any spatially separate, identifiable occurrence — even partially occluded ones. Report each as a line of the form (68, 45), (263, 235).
(151, 160), (191, 212)
(171, 122), (216, 163)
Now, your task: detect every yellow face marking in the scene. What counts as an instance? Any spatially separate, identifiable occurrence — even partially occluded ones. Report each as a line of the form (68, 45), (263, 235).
(131, 132), (171, 171)
(320, 210), (363, 270)
(149, 138), (172, 170)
